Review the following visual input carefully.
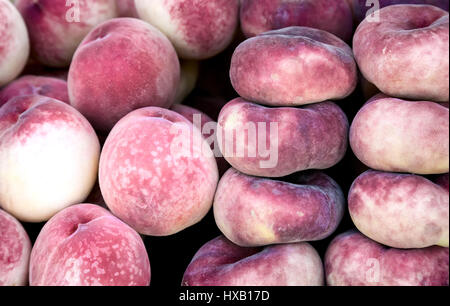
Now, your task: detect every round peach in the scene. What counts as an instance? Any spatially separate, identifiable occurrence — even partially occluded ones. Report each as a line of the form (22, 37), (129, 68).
(325, 231), (449, 286)
(0, 209), (31, 286)
(350, 95), (449, 174)
(135, 0), (239, 59)
(240, 0), (354, 41)
(182, 236), (324, 286)
(348, 170), (449, 249)
(217, 98), (349, 177)
(29, 204), (150, 286)
(214, 169), (345, 247)
(0, 0), (29, 86)
(15, 0), (118, 67)
(0, 75), (68, 106)
(99, 107), (218, 236)
(230, 27), (357, 106)
(117, 0), (138, 17)
(68, 18), (180, 132)
(173, 60), (199, 104)
(0, 95), (100, 222)
(353, 5), (449, 102)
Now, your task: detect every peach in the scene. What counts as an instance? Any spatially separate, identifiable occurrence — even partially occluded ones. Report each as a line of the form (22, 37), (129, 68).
(0, 0), (29, 86)
(174, 60), (199, 105)
(350, 95), (449, 174)
(182, 236), (324, 286)
(325, 230), (449, 286)
(15, 0), (118, 67)
(230, 27), (357, 106)
(0, 75), (69, 106)
(0, 95), (100, 222)
(214, 169), (345, 247)
(0, 209), (31, 286)
(117, 0), (138, 17)
(135, 0), (239, 59)
(99, 107), (218, 236)
(353, 5), (449, 102)
(29, 204), (150, 286)
(217, 98), (348, 177)
(349, 170), (449, 249)
(68, 18), (180, 132)
(351, 0), (449, 23)
(240, 0), (354, 41)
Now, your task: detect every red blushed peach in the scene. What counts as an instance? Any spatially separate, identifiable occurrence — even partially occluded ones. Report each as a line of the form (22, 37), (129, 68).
(182, 236), (324, 286)
(240, 0), (354, 42)
(350, 95), (449, 174)
(15, 0), (118, 67)
(68, 18), (180, 132)
(135, 0), (239, 60)
(0, 0), (29, 86)
(0, 209), (31, 286)
(325, 230), (449, 286)
(29, 204), (150, 286)
(230, 27), (357, 106)
(349, 170), (449, 249)
(351, 0), (449, 23)
(353, 5), (449, 102)
(117, 0), (138, 17)
(173, 60), (199, 105)
(217, 98), (348, 177)
(99, 107), (218, 236)
(0, 75), (69, 106)
(214, 169), (345, 247)
(0, 95), (100, 222)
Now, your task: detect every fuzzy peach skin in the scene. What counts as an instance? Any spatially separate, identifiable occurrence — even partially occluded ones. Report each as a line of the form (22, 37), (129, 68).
(0, 0), (29, 86)
(325, 230), (449, 286)
(217, 98), (348, 177)
(353, 5), (449, 102)
(15, 0), (117, 67)
(240, 0), (354, 41)
(0, 209), (31, 286)
(135, 0), (239, 59)
(99, 107), (218, 236)
(214, 169), (345, 247)
(0, 95), (100, 222)
(173, 60), (199, 104)
(350, 0), (449, 23)
(348, 170), (449, 249)
(182, 235), (324, 286)
(230, 27), (357, 106)
(350, 95), (449, 174)
(0, 75), (68, 106)
(29, 204), (150, 286)
(68, 18), (180, 132)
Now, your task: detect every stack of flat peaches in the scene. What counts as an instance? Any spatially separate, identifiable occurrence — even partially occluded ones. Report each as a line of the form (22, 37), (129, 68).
(0, 0), (448, 286)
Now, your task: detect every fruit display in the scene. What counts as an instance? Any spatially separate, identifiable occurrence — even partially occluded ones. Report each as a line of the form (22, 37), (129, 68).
(0, 0), (448, 289)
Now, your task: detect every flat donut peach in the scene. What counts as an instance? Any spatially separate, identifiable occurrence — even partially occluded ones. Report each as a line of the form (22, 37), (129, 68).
(230, 26), (357, 106)
(182, 236), (324, 286)
(353, 5), (449, 102)
(217, 98), (349, 177)
(348, 171), (449, 249)
(325, 230), (449, 286)
(350, 95), (449, 174)
(214, 168), (345, 247)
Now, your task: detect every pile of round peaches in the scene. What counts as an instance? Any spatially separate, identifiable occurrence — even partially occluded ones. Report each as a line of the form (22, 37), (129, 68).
(0, 0), (448, 286)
